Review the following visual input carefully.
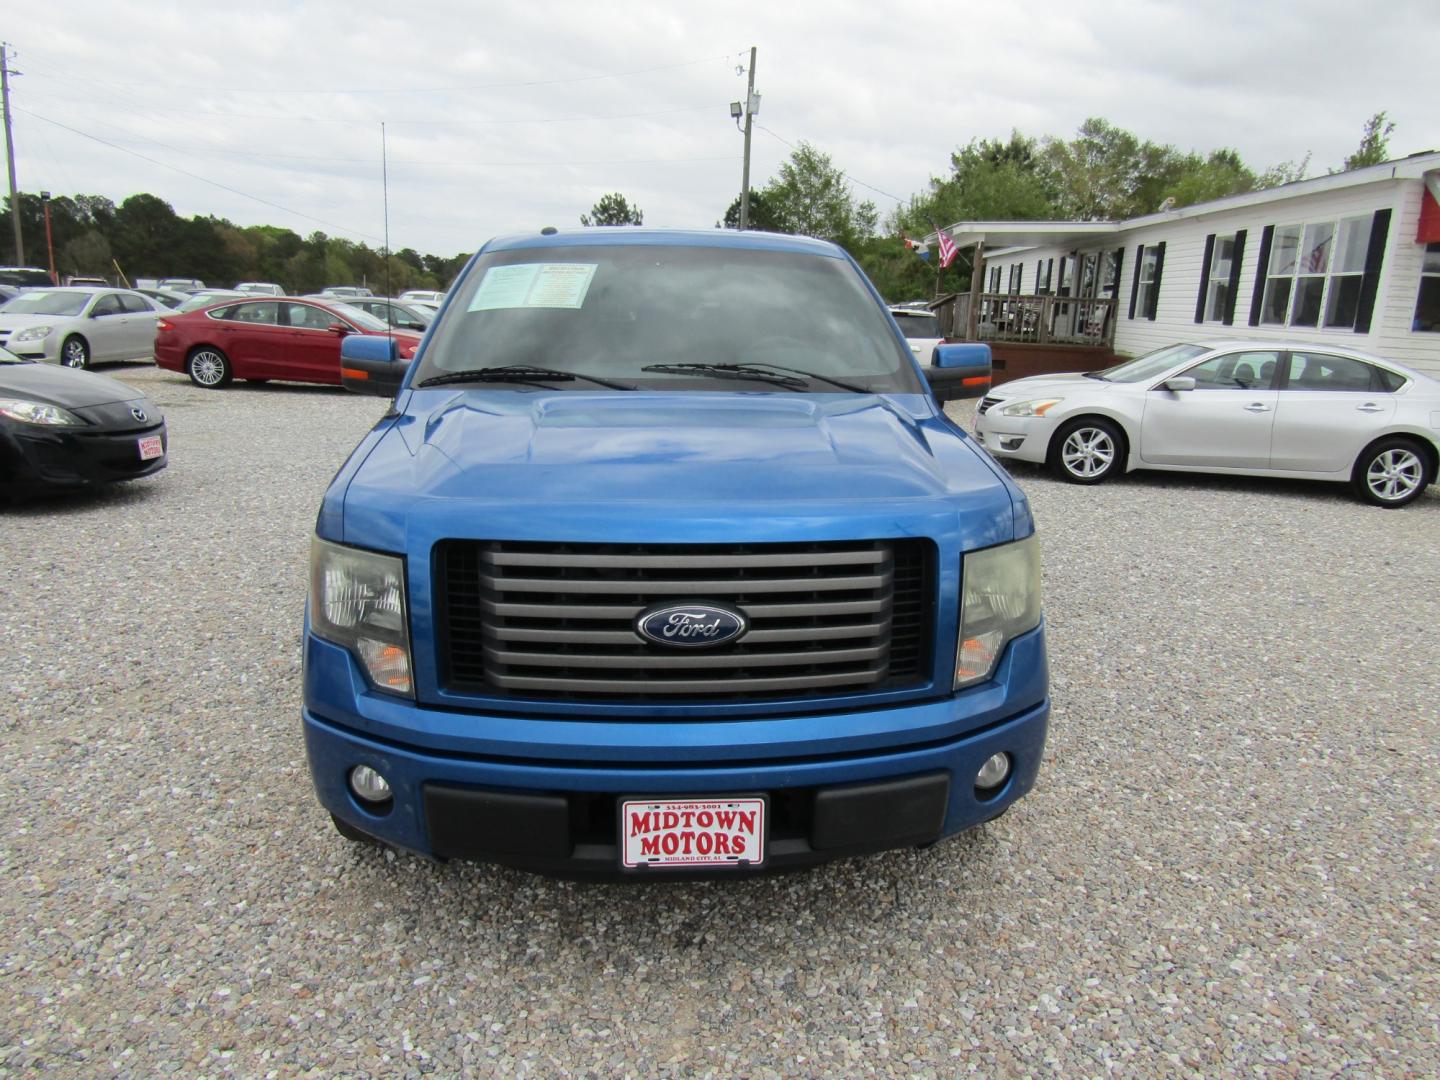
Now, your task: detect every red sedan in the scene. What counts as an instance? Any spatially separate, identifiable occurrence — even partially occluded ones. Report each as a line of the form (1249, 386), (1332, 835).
(154, 297), (423, 388)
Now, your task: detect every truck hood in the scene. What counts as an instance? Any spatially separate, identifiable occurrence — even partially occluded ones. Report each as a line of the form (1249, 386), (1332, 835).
(335, 390), (1023, 552)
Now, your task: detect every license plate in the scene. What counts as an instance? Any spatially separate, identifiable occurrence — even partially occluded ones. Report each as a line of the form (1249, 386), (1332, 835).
(620, 797), (766, 869)
(137, 435), (163, 461)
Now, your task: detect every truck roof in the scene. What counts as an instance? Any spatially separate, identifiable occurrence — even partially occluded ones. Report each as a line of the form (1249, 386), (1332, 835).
(483, 228), (846, 258)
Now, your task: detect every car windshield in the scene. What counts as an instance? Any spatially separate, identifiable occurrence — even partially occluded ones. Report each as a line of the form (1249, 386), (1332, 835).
(0, 290), (90, 316)
(414, 244), (923, 394)
(329, 303), (390, 331)
(177, 293), (241, 313)
(1095, 343), (1211, 383)
(892, 312), (942, 339)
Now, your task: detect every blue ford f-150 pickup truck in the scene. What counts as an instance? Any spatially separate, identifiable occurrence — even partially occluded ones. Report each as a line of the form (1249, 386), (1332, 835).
(303, 228), (1048, 877)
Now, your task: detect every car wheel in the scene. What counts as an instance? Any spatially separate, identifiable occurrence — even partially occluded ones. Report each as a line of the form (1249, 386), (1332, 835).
(60, 335), (90, 370)
(1048, 417), (1124, 484)
(187, 347), (232, 389)
(1352, 437), (1432, 508)
(331, 813), (381, 845)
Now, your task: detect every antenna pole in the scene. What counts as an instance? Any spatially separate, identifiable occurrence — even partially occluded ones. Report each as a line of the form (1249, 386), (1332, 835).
(381, 122), (393, 334)
(1, 43), (23, 265)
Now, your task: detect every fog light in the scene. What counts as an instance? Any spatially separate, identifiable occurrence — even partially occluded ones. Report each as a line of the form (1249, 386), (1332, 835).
(975, 752), (1011, 790)
(999, 435), (1026, 451)
(349, 765), (392, 804)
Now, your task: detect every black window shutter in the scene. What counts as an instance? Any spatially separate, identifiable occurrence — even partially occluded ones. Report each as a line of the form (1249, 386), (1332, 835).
(1223, 230), (1246, 326)
(1195, 234), (1216, 323)
(1059, 257), (1070, 297)
(1128, 245), (1143, 319)
(1111, 247), (1124, 297)
(1146, 242), (1166, 320)
(1353, 208), (1392, 334)
(1035, 260), (1042, 292)
(1047, 258), (1054, 293)
(1248, 225), (1274, 326)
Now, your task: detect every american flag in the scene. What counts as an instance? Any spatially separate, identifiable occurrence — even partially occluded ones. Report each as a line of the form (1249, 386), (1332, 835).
(935, 227), (959, 269)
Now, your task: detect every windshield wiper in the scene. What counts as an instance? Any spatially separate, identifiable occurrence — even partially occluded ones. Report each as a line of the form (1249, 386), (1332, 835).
(417, 365), (636, 390)
(641, 362), (869, 393)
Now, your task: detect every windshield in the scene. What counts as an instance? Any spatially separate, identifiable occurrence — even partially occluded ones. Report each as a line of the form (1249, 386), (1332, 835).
(414, 244), (923, 394)
(0, 290), (90, 316)
(330, 303), (390, 332)
(892, 312), (942, 339)
(177, 292), (241, 313)
(0, 269), (55, 287)
(1097, 343), (1211, 383)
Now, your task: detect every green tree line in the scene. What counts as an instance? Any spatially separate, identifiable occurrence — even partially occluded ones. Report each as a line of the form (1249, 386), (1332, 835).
(0, 192), (472, 294)
(710, 112), (1389, 303)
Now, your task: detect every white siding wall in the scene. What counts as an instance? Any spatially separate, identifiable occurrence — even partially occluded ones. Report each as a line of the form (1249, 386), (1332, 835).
(1097, 178), (1439, 377)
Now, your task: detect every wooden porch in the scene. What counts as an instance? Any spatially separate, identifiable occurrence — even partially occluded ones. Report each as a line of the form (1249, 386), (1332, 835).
(974, 293), (1118, 347)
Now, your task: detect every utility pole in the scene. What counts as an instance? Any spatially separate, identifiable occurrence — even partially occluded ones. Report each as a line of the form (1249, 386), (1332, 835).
(739, 46), (756, 231)
(1, 43), (22, 266)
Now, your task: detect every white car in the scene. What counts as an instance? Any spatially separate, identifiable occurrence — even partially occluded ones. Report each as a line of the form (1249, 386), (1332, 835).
(234, 282), (285, 296)
(0, 287), (165, 369)
(888, 305), (945, 369)
(973, 340), (1440, 508)
(399, 289), (446, 305)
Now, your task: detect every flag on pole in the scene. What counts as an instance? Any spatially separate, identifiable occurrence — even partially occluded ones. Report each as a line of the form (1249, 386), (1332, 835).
(935, 226), (959, 269)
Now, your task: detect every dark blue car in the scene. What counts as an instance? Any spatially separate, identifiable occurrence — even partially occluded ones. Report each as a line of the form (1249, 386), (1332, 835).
(303, 228), (1047, 878)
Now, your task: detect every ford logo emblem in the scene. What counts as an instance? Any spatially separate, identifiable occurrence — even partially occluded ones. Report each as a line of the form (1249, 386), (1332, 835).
(636, 603), (747, 648)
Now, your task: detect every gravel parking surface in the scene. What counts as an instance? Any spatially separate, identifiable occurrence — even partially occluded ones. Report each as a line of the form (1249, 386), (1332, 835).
(3, 366), (1437, 1077)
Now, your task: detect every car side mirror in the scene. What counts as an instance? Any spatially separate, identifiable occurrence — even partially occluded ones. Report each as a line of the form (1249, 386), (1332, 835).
(327, 322), (352, 336)
(925, 343), (991, 402)
(340, 335), (408, 396)
(1161, 376), (1196, 392)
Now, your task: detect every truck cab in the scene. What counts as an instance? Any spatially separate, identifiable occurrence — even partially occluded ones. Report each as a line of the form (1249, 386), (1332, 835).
(303, 229), (1047, 877)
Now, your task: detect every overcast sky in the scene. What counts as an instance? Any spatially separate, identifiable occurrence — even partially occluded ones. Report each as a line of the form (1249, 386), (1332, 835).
(7, 0), (1439, 259)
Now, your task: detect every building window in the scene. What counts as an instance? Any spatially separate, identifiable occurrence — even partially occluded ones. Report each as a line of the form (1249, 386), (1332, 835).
(1035, 259), (1052, 294)
(1415, 242), (1440, 332)
(1008, 265), (1021, 294)
(1101, 251), (1120, 298)
(988, 265), (1002, 292)
(1204, 235), (1237, 321)
(1260, 216), (1372, 329)
(1133, 246), (1160, 318)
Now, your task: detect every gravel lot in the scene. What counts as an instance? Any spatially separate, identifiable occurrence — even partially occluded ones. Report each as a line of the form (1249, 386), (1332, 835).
(3, 365), (1437, 1077)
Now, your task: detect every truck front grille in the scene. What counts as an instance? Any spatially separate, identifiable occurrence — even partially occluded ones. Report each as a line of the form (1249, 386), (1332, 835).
(435, 539), (935, 702)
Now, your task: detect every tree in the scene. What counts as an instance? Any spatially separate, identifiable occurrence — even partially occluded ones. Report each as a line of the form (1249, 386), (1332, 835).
(719, 189), (784, 232)
(1343, 111), (1395, 171)
(581, 193), (644, 226)
(760, 142), (878, 248)
(890, 133), (1059, 238)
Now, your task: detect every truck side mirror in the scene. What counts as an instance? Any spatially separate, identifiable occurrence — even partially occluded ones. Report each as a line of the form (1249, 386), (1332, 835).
(340, 335), (408, 396)
(925, 343), (991, 402)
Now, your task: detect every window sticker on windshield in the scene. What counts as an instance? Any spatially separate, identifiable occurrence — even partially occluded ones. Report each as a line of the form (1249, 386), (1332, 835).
(469, 263), (597, 311)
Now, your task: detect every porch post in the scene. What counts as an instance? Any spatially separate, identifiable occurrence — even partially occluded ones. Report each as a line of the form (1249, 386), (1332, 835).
(967, 241), (984, 341)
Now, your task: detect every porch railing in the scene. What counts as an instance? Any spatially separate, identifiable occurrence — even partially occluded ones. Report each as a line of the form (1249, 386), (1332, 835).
(974, 294), (1117, 347)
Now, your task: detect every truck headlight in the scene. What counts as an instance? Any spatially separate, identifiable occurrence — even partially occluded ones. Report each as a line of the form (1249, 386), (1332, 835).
(1001, 398), (1063, 417)
(0, 398), (84, 426)
(12, 325), (54, 343)
(955, 535), (1041, 688)
(309, 538), (414, 697)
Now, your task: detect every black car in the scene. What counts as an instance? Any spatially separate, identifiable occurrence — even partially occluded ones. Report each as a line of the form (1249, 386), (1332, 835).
(0, 346), (167, 498)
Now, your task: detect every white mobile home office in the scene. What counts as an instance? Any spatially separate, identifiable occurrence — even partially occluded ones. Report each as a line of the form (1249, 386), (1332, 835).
(937, 151), (1440, 378)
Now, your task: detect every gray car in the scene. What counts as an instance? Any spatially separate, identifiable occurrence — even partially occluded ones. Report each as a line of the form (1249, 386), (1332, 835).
(0, 287), (165, 369)
(973, 340), (1440, 507)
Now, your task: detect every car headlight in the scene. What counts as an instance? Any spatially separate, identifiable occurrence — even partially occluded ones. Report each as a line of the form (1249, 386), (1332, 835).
(11, 326), (54, 343)
(955, 535), (1042, 688)
(0, 398), (84, 426)
(1000, 398), (1063, 417)
(309, 538), (414, 697)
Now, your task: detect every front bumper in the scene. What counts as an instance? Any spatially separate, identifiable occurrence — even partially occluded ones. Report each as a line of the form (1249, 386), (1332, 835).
(303, 625), (1050, 877)
(973, 411), (1055, 466)
(0, 420), (168, 494)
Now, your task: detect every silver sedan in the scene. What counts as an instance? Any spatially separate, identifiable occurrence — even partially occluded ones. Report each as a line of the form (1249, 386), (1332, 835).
(973, 340), (1440, 507)
(0, 287), (165, 369)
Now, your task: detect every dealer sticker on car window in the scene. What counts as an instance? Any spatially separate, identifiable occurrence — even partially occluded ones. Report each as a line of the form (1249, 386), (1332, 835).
(468, 263), (597, 311)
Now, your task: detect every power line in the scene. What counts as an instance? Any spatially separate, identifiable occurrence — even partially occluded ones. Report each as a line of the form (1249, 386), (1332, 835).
(18, 50), (743, 97)
(756, 124), (906, 204)
(13, 107), (384, 243)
